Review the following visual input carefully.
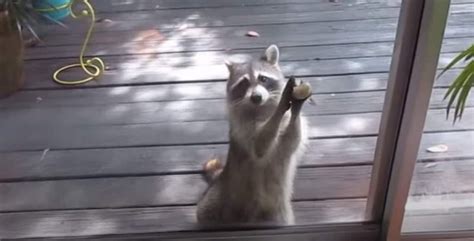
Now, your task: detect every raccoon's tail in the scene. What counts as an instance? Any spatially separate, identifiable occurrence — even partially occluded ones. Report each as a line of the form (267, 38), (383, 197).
(202, 158), (223, 184)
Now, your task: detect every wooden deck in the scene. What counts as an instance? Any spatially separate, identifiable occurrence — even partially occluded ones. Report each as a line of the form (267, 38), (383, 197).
(0, 0), (473, 239)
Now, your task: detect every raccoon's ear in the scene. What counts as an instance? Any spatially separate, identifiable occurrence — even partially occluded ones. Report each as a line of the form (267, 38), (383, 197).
(224, 59), (234, 73)
(263, 45), (279, 65)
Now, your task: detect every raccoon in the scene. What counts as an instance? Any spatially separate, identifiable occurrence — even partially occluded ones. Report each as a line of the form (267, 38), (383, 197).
(196, 45), (311, 226)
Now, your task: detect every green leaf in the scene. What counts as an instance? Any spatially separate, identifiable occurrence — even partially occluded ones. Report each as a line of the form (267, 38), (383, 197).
(444, 61), (470, 100)
(19, 16), (40, 40)
(454, 71), (474, 121)
(445, 61), (473, 118)
(465, 53), (473, 61)
(439, 44), (474, 78)
(453, 72), (473, 122)
(458, 73), (474, 119)
(444, 69), (464, 100)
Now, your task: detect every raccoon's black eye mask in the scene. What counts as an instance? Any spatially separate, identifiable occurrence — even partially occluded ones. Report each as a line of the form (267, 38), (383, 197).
(230, 77), (250, 101)
(258, 75), (271, 83)
(258, 74), (280, 91)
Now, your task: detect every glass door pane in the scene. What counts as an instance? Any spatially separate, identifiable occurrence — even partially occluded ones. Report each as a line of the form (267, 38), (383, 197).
(401, 2), (474, 234)
(0, 0), (425, 240)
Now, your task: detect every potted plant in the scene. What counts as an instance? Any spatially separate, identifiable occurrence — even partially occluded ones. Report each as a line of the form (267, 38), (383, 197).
(0, 0), (67, 97)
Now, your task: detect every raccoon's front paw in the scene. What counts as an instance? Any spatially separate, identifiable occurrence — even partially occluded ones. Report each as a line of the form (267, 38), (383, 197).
(292, 81), (312, 101)
(278, 77), (296, 112)
(290, 79), (311, 118)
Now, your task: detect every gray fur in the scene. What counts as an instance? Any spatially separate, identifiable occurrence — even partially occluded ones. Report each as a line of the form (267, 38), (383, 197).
(196, 45), (309, 226)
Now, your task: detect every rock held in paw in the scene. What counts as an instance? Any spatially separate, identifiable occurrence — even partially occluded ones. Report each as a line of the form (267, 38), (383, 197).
(292, 82), (312, 100)
(204, 159), (222, 172)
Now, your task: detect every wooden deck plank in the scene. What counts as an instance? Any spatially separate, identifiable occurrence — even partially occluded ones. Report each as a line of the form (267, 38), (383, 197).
(0, 167), (370, 211)
(41, 2), (471, 35)
(91, 0), (387, 11)
(0, 89), (474, 135)
(89, 2), (468, 23)
(32, 22), (407, 51)
(16, 56), (434, 87)
(27, 21), (473, 58)
(52, 2), (474, 36)
(19, 53), (455, 84)
(24, 45), (471, 87)
(403, 193), (474, 234)
(403, 210), (474, 236)
(0, 112), (374, 151)
(0, 108), (473, 151)
(0, 69), (463, 106)
(409, 162), (474, 197)
(25, 56), (394, 88)
(0, 159), (472, 239)
(1, 193), (471, 240)
(2, 88), (470, 124)
(89, 0), (472, 12)
(28, 33), (402, 60)
(35, 17), (403, 47)
(406, 193), (474, 217)
(33, 0), (474, 44)
(25, 35), (471, 62)
(22, 51), (467, 89)
(33, 3), (473, 48)
(2, 73), (392, 106)
(1, 159), (472, 212)
(94, 3), (467, 24)
(52, 3), (402, 34)
(0, 199), (367, 239)
(0, 130), (472, 181)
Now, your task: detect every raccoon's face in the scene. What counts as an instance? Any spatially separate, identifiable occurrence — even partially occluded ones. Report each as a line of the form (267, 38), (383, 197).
(225, 45), (285, 114)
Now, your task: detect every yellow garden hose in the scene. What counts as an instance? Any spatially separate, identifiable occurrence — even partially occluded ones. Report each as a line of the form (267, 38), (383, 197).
(39, 0), (105, 85)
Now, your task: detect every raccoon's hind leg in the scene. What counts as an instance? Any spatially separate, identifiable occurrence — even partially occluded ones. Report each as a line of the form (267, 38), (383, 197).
(202, 158), (223, 183)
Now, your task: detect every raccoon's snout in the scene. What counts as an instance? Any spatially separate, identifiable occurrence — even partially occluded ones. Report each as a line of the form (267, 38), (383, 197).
(250, 93), (263, 104)
(250, 85), (269, 105)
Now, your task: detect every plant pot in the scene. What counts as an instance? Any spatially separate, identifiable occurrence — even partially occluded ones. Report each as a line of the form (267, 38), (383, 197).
(0, 11), (24, 98)
(33, 0), (72, 21)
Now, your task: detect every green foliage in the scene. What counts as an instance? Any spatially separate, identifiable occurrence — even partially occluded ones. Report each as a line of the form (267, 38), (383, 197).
(0, 0), (65, 40)
(439, 44), (474, 123)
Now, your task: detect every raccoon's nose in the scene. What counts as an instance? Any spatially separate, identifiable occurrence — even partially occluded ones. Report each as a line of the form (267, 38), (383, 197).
(250, 93), (263, 104)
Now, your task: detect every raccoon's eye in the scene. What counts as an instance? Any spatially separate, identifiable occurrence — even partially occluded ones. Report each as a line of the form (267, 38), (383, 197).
(258, 75), (271, 83)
